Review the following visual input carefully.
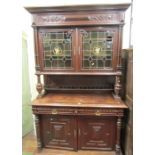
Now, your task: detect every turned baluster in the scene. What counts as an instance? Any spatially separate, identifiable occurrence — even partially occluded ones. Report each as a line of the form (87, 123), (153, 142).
(36, 74), (43, 98)
(114, 75), (121, 98)
(116, 117), (122, 155)
(35, 114), (42, 151)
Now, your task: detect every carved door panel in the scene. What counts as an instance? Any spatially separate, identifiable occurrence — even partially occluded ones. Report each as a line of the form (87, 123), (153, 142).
(78, 117), (116, 150)
(41, 115), (77, 150)
(38, 28), (76, 72)
(78, 27), (118, 72)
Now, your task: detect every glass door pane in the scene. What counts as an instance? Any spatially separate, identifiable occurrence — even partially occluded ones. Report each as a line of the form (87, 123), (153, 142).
(80, 28), (115, 70)
(39, 29), (75, 70)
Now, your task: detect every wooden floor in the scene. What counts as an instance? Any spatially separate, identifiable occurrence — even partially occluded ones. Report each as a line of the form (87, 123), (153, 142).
(22, 131), (115, 155)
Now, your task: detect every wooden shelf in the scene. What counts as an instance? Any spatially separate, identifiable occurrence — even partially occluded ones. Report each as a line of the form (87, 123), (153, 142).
(35, 71), (122, 76)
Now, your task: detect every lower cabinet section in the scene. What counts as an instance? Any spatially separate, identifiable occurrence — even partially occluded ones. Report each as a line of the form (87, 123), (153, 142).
(40, 115), (117, 151)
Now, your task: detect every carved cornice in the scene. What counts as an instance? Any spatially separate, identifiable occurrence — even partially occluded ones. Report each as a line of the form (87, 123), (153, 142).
(25, 4), (131, 13)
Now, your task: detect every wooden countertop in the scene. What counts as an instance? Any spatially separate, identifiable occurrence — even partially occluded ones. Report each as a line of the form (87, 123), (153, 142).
(32, 93), (127, 109)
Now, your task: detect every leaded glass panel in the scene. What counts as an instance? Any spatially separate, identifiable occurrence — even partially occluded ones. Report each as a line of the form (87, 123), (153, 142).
(41, 31), (73, 69)
(82, 31), (113, 69)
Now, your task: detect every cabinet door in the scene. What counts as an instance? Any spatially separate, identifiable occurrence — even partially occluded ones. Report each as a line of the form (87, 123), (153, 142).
(38, 28), (76, 71)
(78, 27), (118, 72)
(41, 115), (77, 150)
(78, 117), (116, 150)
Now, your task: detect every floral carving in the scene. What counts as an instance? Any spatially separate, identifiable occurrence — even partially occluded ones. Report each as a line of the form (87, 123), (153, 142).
(41, 15), (65, 23)
(88, 15), (113, 21)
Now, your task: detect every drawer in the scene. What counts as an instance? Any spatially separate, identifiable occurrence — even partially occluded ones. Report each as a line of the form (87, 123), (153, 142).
(77, 108), (123, 116)
(32, 106), (75, 115)
(32, 106), (124, 116)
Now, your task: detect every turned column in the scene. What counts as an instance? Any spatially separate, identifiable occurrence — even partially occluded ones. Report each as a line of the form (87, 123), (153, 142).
(35, 114), (42, 151)
(116, 117), (122, 155)
(114, 75), (121, 98)
(36, 74), (43, 98)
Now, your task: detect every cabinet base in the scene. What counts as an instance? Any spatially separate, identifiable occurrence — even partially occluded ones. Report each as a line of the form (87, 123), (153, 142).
(34, 148), (116, 155)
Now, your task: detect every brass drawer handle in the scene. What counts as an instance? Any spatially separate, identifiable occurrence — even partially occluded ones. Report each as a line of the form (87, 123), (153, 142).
(74, 110), (78, 114)
(51, 109), (58, 115)
(95, 110), (101, 116)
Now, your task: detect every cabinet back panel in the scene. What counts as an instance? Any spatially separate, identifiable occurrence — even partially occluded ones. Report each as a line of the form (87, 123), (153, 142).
(44, 75), (114, 92)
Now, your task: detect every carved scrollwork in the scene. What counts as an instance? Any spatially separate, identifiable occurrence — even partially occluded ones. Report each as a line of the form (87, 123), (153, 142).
(40, 15), (66, 23)
(79, 29), (88, 37)
(88, 15), (113, 21)
(66, 29), (73, 38)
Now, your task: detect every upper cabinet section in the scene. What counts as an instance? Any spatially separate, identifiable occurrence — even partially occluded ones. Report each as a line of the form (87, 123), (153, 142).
(25, 4), (130, 75)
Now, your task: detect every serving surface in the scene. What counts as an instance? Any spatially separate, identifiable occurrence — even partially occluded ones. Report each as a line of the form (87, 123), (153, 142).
(32, 93), (127, 108)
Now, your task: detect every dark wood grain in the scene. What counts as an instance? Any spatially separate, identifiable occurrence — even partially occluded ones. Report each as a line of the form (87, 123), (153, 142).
(78, 117), (116, 150)
(41, 115), (77, 150)
(25, 4), (130, 154)
(32, 93), (127, 108)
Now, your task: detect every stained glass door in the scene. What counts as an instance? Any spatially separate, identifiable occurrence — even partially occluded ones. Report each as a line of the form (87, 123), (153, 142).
(39, 29), (75, 71)
(79, 28), (117, 71)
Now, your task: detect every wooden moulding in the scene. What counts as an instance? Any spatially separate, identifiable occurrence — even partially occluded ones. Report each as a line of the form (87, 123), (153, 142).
(35, 71), (122, 76)
(24, 4), (130, 13)
(24, 4), (130, 27)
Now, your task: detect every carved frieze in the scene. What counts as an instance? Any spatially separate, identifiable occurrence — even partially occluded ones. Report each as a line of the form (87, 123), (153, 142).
(88, 14), (122, 24)
(34, 15), (66, 25)
(41, 15), (65, 22)
(32, 13), (123, 26)
(88, 15), (113, 21)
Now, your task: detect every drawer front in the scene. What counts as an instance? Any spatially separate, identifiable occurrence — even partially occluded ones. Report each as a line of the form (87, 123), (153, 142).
(32, 12), (124, 26)
(77, 108), (124, 116)
(32, 106), (124, 116)
(33, 107), (75, 115)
